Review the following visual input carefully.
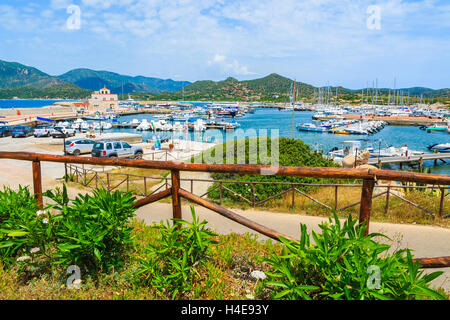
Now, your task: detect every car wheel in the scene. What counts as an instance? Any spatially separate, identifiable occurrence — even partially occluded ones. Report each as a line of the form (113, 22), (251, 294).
(73, 150), (80, 157)
(134, 151), (143, 159)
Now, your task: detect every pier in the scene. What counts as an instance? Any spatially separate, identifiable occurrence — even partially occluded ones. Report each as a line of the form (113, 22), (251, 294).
(368, 153), (450, 169)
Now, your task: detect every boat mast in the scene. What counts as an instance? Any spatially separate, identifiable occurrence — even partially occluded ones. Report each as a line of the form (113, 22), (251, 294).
(375, 78), (378, 107)
(292, 80), (296, 139)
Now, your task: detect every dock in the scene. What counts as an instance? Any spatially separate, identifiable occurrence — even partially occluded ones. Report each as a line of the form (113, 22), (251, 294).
(317, 115), (446, 127)
(368, 153), (450, 169)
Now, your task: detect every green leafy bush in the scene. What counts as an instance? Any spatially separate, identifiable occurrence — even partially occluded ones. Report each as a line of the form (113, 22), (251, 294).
(137, 207), (217, 299)
(0, 184), (137, 276)
(44, 186), (136, 274)
(263, 212), (445, 300)
(197, 137), (338, 204)
(0, 186), (52, 266)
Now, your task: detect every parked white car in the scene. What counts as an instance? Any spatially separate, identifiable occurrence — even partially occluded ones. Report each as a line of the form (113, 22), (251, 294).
(65, 138), (96, 156)
(50, 126), (76, 138)
(33, 125), (52, 137)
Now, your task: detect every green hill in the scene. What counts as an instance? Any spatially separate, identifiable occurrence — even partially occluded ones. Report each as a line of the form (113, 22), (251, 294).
(0, 84), (91, 99)
(0, 60), (65, 89)
(149, 73), (316, 102)
(58, 68), (190, 94)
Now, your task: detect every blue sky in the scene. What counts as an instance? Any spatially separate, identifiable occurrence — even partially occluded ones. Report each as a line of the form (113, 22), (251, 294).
(0, 0), (449, 89)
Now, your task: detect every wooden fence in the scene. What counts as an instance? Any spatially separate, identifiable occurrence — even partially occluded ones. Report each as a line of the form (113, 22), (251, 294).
(67, 164), (449, 218)
(0, 151), (450, 269)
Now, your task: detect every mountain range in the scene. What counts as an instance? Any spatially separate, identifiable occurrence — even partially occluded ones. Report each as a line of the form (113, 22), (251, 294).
(0, 59), (448, 101)
(0, 59), (189, 98)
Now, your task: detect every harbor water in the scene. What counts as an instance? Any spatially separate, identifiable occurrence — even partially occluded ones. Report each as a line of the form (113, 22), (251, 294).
(114, 108), (450, 174)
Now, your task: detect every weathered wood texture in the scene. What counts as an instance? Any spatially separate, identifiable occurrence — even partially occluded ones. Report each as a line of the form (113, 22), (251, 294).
(32, 160), (43, 208)
(178, 188), (297, 242)
(1, 151), (449, 184)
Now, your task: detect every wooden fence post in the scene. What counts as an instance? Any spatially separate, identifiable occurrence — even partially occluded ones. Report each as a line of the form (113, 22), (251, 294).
(291, 184), (295, 208)
(32, 161), (43, 208)
(143, 177), (147, 195)
(252, 183), (256, 206)
(439, 187), (445, 217)
(359, 178), (375, 235)
(384, 186), (391, 215)
(334, 185), (338, 211)
(171, 170), (182, 221)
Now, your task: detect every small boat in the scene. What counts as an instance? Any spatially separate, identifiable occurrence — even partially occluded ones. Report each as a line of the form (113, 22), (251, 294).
(427, 143), (450, 153)
(296, 123), (327, 132)
(426, 124), (448, 132)
(136, 119), (151, 131)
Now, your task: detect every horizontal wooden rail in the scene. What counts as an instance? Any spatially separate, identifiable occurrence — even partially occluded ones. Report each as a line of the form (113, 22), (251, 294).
(178, 188), (297, 242)
(1, 151), (450, 185)
(132, 188), (172, 209)
(414, 256), (450, 268)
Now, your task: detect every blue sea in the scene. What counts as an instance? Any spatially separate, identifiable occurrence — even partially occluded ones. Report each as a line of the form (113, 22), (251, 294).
(0, 99), (76, 109)
(114, 108), (450, 174)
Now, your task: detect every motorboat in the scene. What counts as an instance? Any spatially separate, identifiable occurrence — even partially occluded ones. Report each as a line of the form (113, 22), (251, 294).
(296, 123), (328, 132)
(427, 143), (450, 153)
(426, 124), (448, 132)
(136, 119), (151, 131)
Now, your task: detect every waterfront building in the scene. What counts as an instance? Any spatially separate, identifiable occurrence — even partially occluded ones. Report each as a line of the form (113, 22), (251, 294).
(87, 87), (119, 111)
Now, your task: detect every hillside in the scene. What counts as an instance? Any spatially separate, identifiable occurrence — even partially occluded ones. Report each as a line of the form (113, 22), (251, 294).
(0, 84), (91, 99)
(0, 60), (65, 89)
(0, 59), (448, 102)
(149, 73), (316, 102)
(58, 68), (190, 94)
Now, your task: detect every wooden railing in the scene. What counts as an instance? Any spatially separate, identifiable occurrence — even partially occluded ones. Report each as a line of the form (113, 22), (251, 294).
(67, 164), (449, 218)
(0, 151), (450, 268)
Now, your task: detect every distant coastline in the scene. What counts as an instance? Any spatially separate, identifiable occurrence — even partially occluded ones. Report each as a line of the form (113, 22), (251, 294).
(0, 99), (79, 109)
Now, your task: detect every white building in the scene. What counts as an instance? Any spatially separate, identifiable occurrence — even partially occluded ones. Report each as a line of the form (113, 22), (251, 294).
(87, 87), (119, 111)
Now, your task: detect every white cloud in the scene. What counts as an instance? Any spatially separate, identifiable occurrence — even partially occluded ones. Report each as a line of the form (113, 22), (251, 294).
(208, 54), (256, 76)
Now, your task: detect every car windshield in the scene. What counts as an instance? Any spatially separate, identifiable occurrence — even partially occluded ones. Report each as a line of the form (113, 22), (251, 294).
(93, 143), (104, 149)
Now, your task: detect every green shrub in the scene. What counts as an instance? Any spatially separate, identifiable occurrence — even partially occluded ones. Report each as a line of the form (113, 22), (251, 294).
(263, 212), (445, 300)
(137, 207), (217, 299)
(44, 186), (136, 274)
(197, 137), (339, 204)
(0, 186), (52, 266)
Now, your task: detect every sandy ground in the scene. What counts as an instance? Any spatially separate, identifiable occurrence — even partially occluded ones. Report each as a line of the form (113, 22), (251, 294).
(0, 106), (77, 125)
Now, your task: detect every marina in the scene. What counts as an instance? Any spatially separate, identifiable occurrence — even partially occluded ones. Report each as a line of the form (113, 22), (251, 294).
(2, 101), (450, 174)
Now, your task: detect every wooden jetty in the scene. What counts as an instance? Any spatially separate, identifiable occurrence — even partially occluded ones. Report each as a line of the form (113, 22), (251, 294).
(368, 153), (450, 169)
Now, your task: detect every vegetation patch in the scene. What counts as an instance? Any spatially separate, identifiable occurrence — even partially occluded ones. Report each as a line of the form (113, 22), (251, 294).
(0, 186), (447, 300)
(194, 137), (339, 204)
